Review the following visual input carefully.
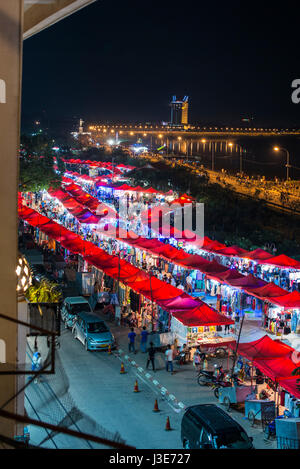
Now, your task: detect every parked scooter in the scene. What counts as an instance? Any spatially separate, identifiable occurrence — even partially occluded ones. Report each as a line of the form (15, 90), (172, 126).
(197, 365), (226, 386)
(213, 373), (243, 399)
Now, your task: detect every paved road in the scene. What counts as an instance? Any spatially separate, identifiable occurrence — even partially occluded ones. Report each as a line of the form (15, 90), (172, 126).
(33, 316), (275, 450)
(25, 314), (279, 449)
(57, 329), (183, 449)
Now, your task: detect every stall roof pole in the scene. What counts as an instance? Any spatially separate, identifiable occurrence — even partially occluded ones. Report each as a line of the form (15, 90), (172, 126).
(230, 313), (245, 381)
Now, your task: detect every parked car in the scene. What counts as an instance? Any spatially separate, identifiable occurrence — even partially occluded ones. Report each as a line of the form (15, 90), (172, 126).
(61, 296), (93, 329)
(181, 404), (254, 449)
(72, 312), (115, 351)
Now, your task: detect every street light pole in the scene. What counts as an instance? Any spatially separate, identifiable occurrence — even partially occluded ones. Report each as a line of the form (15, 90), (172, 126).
(229, 142), (243, 174)
(273, 146), (291, 181)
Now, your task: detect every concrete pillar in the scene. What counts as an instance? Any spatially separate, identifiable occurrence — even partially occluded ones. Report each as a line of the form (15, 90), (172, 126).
(0, 0), (23, 441)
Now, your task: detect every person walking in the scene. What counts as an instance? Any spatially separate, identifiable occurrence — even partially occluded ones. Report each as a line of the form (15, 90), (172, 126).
(140, 326), (148, 353)
(165, 344), (174, 374)
(146, 341), (156, 371)
(128, 327), (136, 353)
(32, 352), (43, 384)
(186, 274), (193, 293)
(193, 347), (201, 371)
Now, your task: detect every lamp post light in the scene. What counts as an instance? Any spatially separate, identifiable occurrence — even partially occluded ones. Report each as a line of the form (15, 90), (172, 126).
(177, 136), (182, 155)
(201, 138), (215, 171)
(228, 142), (244, 174)
(273, 146), (291, 181)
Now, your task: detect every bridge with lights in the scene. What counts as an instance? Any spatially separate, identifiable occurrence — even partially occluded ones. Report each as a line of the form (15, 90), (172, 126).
(88, 124), (300, 138)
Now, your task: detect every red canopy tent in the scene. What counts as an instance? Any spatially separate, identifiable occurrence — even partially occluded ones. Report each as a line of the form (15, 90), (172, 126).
(277, 378), (300, 399)
(175, 254), (211, 269)
(259, 254), (300, 269)
(213, 245), (248, 257)
(19, 202), (232, 329)
(171, 304), (234, 327)
(212, 268), (245, 284)
(225, 273), (267, 289)
(200, 240), (227, 252)
(268, 290), (300, 309)
(229, 335), (300, 387)
(243, 282), (287, 300)
(240, 248), (273, 261)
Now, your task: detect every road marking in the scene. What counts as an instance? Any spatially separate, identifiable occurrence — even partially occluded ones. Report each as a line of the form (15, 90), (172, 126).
(116, 348), (186, 414)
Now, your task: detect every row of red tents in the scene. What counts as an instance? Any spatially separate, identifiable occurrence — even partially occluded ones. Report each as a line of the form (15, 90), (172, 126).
(66, 172), (300, 270)
(229, 335), (300, 398)
(55, 183), (300, 310)
(63, 159), (135, 171)
(18, 201), (233, 328)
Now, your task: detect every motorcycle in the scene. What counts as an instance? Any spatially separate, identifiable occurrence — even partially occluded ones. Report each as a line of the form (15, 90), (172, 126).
(213, 374), (243, 399)
(197, 366), (226, 386)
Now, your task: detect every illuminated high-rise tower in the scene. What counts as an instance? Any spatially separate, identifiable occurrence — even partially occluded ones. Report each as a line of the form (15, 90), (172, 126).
(170, 96), (189, 126)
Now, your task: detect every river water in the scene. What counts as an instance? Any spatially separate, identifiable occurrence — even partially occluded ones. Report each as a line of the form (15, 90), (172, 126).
(147, 135), (300, 180)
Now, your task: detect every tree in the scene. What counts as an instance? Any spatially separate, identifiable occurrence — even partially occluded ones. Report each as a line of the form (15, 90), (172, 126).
(19, 134), (62, 192)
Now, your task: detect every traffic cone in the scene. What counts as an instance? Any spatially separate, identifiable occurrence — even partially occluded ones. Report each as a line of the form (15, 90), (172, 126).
(120, 362), (125, 374)
(165, 416), (171, 431)
(133, 379), (139, 392)
(108, 344), (112, 355)
(153, 399), (160, 412)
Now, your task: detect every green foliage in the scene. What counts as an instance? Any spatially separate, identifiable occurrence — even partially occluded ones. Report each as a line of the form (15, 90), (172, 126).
(19, 134), (62, 192)
(26, 279), (62, 304)
(292, 366), (300, 392)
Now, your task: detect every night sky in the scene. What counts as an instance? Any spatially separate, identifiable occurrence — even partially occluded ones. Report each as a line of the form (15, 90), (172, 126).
(21, 0), (300, 131)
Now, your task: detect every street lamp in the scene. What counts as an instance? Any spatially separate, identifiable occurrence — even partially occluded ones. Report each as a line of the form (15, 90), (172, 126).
(228, 142), (244, 173)
(202, 139), (215, 171)
(273, 146), (291, 180)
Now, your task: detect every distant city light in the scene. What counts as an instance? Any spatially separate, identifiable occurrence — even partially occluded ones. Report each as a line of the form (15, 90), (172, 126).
(132, 146), (148, 153)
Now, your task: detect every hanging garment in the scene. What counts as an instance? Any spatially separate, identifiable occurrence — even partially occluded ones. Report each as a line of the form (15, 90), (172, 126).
(110, 293), (119, 305)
